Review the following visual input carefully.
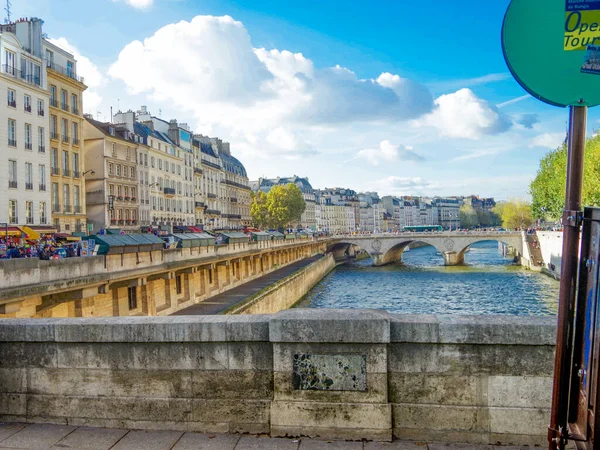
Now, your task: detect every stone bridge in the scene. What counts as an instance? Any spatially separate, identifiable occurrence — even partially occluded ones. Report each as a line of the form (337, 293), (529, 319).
(327, 231), (524, 266)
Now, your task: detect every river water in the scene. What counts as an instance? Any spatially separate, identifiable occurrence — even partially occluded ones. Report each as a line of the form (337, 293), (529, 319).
(297, 241), (559, 316)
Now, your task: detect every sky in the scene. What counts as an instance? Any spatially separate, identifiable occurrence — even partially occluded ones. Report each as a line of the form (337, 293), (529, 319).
(14, 0), (597, 200)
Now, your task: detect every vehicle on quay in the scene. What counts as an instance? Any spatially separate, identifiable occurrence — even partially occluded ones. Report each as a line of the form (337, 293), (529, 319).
(402, 225), (443, 233)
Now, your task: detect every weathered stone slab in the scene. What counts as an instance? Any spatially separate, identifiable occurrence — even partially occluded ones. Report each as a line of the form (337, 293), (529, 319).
(270, 309), (390, 343)
(227, 342), (272, 371)
(0, 422), (26, 442)
(0, 343), (56, 368)
(390, 314), (439, 343)
(65, 417), (229, 434)
(0, 319), (56, 342)
(300, 439), (363, 449)
(292, 354), (366, 391)
(50, 426), (128, 450)
(388, 374), (479, 405)
(191, 399), (270, 424)
(236, 435), (299, 450)
(487, 376), (552, 408)
(392, 403), (484, 432)
(364, 442), (424, 449)
(0, 369), (27, 394)
(488, 406), (550, 435)
(191, 371), (272, 399)
(0, 423), (76, 449)
(172, 432), (240, 450)
(0, 394), (26, 416)
(110, 430), (183, 450)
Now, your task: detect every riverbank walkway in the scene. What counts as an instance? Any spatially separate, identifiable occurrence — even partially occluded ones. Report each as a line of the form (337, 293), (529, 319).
(0, 422), (532, 449)
(172, 255), (323, 315)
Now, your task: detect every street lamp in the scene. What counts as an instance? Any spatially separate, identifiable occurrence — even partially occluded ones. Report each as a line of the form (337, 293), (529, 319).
(82, 169), (95, 176)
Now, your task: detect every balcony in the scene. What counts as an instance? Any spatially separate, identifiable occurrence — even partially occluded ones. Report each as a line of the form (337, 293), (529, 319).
(52, 204), (61, 213)
(26, 216), (33, 224)
(50, 132), (59, 141)
(38, 109), (44, 116)
(40, 217), (47, 225)
(222, 179), (251, 190)
(64, 204), (72, 213)
(51, 167), (60, 176)
(194, 167), (203, 176)
(223, 214), (242, 220)
(7, 99), (16, 108)
(163, 187), (176, 197)
(25, 142), (32, 151)
(45, 60), (85, 84)
(25, 182), (33, 190)
(74, 205), (82, 214)
(50, 99), (59, 108)
(205, 209), (221, 215)
(116, 196), (123, 201)
(72, 171), (80, 178)
(131, 197), (137, 202)
(72, 138), (80, 146)
(39, 184), (46, 191)
(61, 103), (69, 112)
(2, 64), (41, 87)
(9, 217), (18, 224)
(63, 169), (71, 177)
(24, 104), (31, 113)
(72, 106), (79, 115)
(111, 219), (117, 225)
(124, 196), (131, 201)
(62, 135), (70, 143)
(8, 139), (16, 147)
(207, 193), (217, 199)
(8, 181), (17, 189)
(201, 159), (222, 170)
(230, 197), (238, 203)
(195, 201), (205, 208)
(38, 145), (45, 153)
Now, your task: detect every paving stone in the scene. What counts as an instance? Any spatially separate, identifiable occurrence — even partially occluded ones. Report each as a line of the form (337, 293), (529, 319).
(0, 423), (26, 443)
(50, 427), (128, 450)
(172, 432), (239, 450)
(365, 442), (426, 449)
(300, 439), (363, 449)
(428, 445), (527, 450)
(0, 424), (76, 449)
(110, 430), (183, 450)
(236, 435), (300, 450)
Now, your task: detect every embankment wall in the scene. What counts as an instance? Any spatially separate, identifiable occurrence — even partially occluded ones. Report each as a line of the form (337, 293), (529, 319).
(0, 311), (555, 445)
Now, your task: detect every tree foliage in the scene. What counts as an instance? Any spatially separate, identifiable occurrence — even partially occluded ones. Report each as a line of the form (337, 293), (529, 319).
(492, 199), (532, 230)
(530, 134), (600, 220)
(459, 205), (478, 229)
(250, 183), (306, 230)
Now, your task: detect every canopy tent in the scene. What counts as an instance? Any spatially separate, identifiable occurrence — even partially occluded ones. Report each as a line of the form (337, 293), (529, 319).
(128, 233), (164, 252)
(285, 233), (297, 240)
(191, 233), (215, 246)
(90, 234), (162, 255)
(268, 231), (285, 240)
(249, 231), (271, 242)
(170, 233), (200, 248)
(217, 232), (248, 244)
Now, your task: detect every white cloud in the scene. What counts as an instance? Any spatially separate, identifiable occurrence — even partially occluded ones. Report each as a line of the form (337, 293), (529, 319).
(356, 140), (423, 166)
(414, 88), (511, 139)
(497, 94), (530, 108)
(47, 37), (106, 114)
(367, 176), (437, 196)
(529, 132), (565, 149)
(513, 113), (539, 129)
(265, 127), (317, 158)
(430, 73), (511, 92)
(113, 0), (153, 9)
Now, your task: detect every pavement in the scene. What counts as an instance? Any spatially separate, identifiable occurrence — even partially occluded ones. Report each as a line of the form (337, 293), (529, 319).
(172, 256), (323, 315)
(0, 423), (535, 450)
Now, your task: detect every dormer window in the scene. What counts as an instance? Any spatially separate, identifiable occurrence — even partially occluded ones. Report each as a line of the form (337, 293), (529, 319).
(109, 127), (115, 136)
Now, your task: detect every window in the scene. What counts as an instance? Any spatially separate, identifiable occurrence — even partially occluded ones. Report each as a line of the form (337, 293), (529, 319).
(127, 287), (137, 310)
(45, 49), (54, 66)
(63, 184), (70, 210)
(61, 118), (68, 140)
(74, 185), (80, 211)
(71, 93), (78, 114)
(37, 99), (44, 116)
(7, 88), (15, 107)
(39, 165), (46, 191)
(117, 185), (122, 197)
(109, 184), (114, 196)
(131, 187), (136, 199)
(24, 95), (31, 112)
(61, 89), (68, 110)
(62, 151), (69, 176)
(66, 61), (74, 78)
(176, 275), (183, 295)
(25, 202), (33, 224)
(51, 148), (58, 172)
(7, 119), (15, 146)
(52, 183), (59, 211)
(130, 167), (135, 178)
(108, 163), (113, 176)
(50, 85), (56, 105)
(171, 163), (175, 173)
(144, 154), (148, 166)
(24, 123), (32, 150)
(50, 115), (57, 136)
(151, 157), (155, 168)
(8, 160), (17, 188)
(208, 269), (213, 284)
(124, 186), (129, 198)
(158, 159), (162, 170)
(5, 50), (15, 72)
(72, 122), (78, 143)
(39, 202), (47, 224)
(116, 165), (122, 177)
(25, 163), (33, 190)
(8, 200), (17, 224)
(38, 126), (45, 152)
(73, 153), (79, 176)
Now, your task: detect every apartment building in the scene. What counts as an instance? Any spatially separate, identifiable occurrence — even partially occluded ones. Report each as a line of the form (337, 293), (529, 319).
(44, 39), (87, 233)
(83, 118), (140, 233)
(0, 18), (51, 230)
(432, 197), (461, 229)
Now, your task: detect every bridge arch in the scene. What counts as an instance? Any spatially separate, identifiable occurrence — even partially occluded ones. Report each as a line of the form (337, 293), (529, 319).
(378, 240), (445, 265)
(454, 237), (523, 265)
(325, 242), (371, 261)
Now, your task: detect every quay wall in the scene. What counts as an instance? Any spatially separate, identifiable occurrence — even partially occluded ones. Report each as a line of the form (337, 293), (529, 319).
(224, 254), (336, 315)
(0, 310), (555, 445)
(537, 231), (563, 278)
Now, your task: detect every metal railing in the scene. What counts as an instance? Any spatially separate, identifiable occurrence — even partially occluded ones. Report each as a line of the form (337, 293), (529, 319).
(26, 216), (33, 224)
(39, 184), (46, 191)
(25, 142), (32, 150)
(7, 138), (16, 147)
(51, 167), (60, 176)
(2, 65), (41, 87)
(50, 99), (59, 108)
(38, 108), (44, 116)
(164, 187), (176, 196)
(61, 103), (68, 112)
(64, 204), (72, 213)
(72, 171), (80, 178)
(8, 181), (17, 189)
(24, 104), (31, 113)
(9, 216), (18, 224)
(52, 204), (61, 213)
(71, 106), (79, 115)
(38, 145), (45, 153)
(63, 168), (71, 177)
(7, 99), (15, 108)
(61, 135), (70, 143)
(50, 132), (59, 140)
(25, 182), (33, 190)
(45, 60), (85, 84)
(72, 138), (80, 146)
(74, 205), (81, 214)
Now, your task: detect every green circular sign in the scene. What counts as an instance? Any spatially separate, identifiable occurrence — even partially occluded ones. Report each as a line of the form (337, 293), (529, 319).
(502, 0), (600, 107)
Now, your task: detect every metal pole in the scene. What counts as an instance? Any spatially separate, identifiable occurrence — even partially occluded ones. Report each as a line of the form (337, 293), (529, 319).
(549, 105), (587, 450)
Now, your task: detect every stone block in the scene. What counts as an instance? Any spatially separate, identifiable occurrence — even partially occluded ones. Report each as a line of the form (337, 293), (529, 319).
(0, 422), (26, 442)
(50, 426), (128, 450)
(388, 343), (554, 376)
(0, 423), (77, 449)
(270, 309), (390, 343)
(271, 425), (391, 442)
(270, 400), (391, 440)
(392, 403), (485, 432)
(236, 435), (299, 450)
(0, 393), (26, 416)
(225, 315), (270, 342)
(0, 319), (56, 342)
(27, 368), (193, 398)
(0, 343), (56, 368)
(172, 432), (240, 450)
(388, 373), (479, 405)
(227, 342), (272, 370)
(57, 342), (229, 370)
(273, 343), (387, 373)
(488, 406), (550, 436)
(390, 314), (439, 343)
(273, 371), (387, 404)
(66, 417), (229, 434)
(301, 440), (363, 449)
(436, 315), (556, 345)
(0, 368), (27, 393)
(191, 399), (270, 424)
(191, 371), (272, 400)
(110, 430), (184, 450)
(487, 375), (552, 408)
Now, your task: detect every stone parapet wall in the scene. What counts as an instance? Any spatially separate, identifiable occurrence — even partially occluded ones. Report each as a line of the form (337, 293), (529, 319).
(0, 310), (555, 444)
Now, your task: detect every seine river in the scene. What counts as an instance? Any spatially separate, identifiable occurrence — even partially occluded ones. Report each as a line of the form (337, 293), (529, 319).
(297, 241), (559, 316)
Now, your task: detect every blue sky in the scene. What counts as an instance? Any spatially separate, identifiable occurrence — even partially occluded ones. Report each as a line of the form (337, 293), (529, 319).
(16, 0), (594, 200)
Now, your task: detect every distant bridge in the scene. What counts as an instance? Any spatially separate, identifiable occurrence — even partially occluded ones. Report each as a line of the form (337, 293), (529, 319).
(327, 231), (524, 266)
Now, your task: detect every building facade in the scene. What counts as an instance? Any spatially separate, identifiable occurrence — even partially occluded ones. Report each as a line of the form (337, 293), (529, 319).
(0, 19), (51, 231)
(44, 39), (87, 233)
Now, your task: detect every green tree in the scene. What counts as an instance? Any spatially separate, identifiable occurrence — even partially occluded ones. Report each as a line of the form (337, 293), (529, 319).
(459, 205), (478, 229)
(266, 184), (306, 230)
(530, 133), (600, 220)
(493, 199), (532, 230)
(250, 191), (269, 228)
